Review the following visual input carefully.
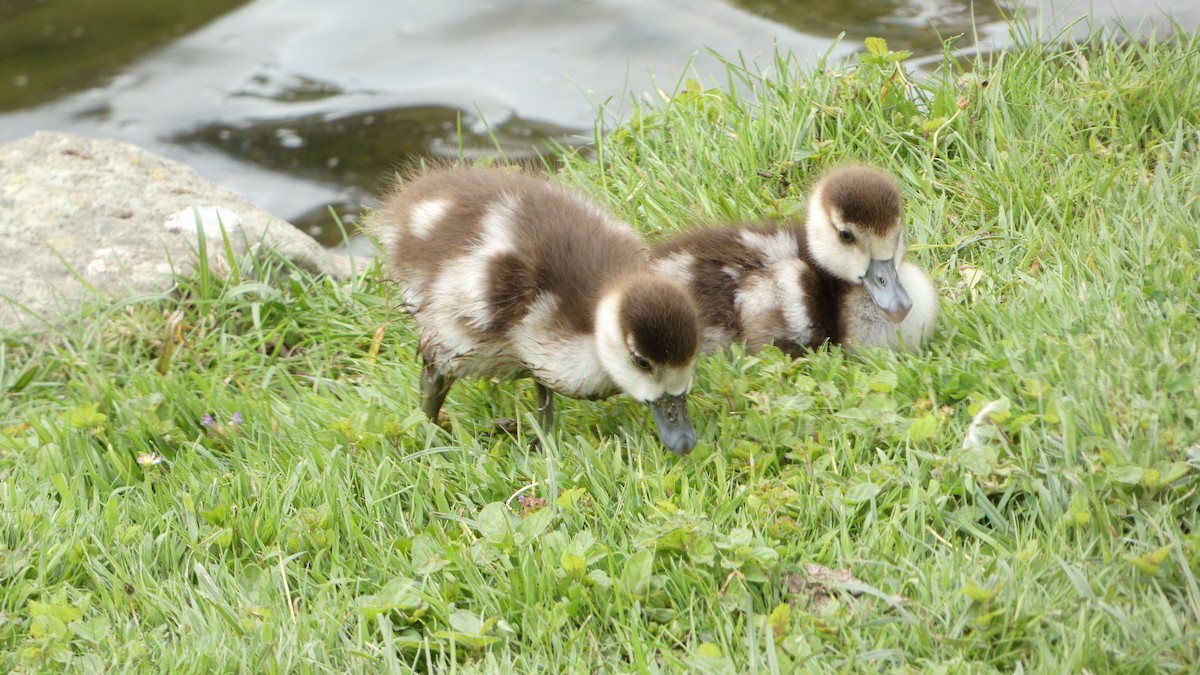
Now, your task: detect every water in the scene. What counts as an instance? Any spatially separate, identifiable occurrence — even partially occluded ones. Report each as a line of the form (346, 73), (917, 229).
(2, 0), (1195, 249)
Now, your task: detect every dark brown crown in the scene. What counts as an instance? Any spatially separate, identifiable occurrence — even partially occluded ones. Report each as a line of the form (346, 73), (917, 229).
(818, 166), (902, 234)
(617, 277), (700, 367)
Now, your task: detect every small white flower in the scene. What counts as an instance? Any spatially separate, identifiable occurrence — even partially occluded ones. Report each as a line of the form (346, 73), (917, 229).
(137, 452), (164, 468)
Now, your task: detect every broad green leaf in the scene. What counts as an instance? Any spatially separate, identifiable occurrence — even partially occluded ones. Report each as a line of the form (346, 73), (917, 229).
(961, 444), (998, 476)
(1131, 546), (1172, 575)
(941, 372), (981, 402)
(921, 117), (947, 133)
(861, 393), (898, 412)
(1107, 465), (1144, 486)
(727, 527), (753, 548)
(561, 553), (586, 577)
(1144, 462), (1191, 488)
(411, 535), (448, 576)
(774, 394), (813, 412)
(68, 404), (106, 430)
(960, 581), (1002, 604)
(865, 37), (889, 57)
(70, 615), (110, 644)
(907, 414), (938, 442)
(555, 487), (590, 510)
(357, 577), (428, 621)
(430, 631), (499, 650)
(689, 537), (716, 566)
(657, 527), (697, 552)
(844, 481), (881, 504)
(1067, 492), (1091, 526)
(867, 371), (898, 393)
(476, 503), (510, 543)
(767, 602), (792, 639)
(516, 507), (554, 542)
(448, 609), (485, 634)
(28, 599), (84, 623)
(587, 569), (612, 590)
(621, 550), (654, 597)
(29, 614), (68, 640)
(200, 503), (233, 527)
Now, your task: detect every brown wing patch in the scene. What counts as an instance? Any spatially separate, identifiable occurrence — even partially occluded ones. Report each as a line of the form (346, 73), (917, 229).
(509, 184), (646, 335)
(652, 225), (788, 344)
(486, 253), (536, 333)
(796, 249), (847, 348)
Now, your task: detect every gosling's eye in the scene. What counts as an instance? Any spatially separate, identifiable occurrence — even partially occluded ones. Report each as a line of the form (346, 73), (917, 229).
(632, 355), (653, 372)
(838, 230), (855, 244)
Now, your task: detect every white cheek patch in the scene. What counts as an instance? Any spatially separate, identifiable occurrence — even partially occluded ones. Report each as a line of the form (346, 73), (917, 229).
(829, 209), (848, 234)
(892, 226), (907, 262)
(865, 228), (904, 265)
(594, 290), (662, 402)
(624, 333), (639, 356)
(656, 365), (693, 397)
(808, 206), (869, 284)
(407, 198), (452, 239)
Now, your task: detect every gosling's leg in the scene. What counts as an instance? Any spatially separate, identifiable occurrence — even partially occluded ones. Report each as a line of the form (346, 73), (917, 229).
(535, 382), (555, 432)
(419, 361), (454, 423)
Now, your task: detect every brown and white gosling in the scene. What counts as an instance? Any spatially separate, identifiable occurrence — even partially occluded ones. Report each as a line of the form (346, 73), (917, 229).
(650, 165), (937, 357)
(371, 167), (702, 455)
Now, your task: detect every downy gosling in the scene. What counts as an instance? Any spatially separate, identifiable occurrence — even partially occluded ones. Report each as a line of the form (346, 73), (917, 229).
(651, 165), (937, 357)
(372, 167), (702, 455)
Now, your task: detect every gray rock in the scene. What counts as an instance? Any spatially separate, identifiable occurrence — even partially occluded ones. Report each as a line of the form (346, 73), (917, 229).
(0, 131), (353, 333)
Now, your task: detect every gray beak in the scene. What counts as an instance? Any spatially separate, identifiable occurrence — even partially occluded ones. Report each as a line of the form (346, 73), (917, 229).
(862, 258), (912, 323)
(648, 392), (697, 456)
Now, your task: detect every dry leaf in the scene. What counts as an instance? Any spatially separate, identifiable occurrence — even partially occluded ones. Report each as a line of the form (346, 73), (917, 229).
(783, 563), (859, 612)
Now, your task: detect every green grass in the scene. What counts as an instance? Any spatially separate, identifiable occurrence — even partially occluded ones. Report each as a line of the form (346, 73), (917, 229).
(3, 26), (1200, 673)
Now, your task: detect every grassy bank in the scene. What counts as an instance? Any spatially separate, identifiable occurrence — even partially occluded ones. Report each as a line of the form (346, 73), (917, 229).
(3, 26), (1199, 673)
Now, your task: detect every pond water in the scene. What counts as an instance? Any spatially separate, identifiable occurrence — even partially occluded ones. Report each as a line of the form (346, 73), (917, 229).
(2, 0), (1195, 250)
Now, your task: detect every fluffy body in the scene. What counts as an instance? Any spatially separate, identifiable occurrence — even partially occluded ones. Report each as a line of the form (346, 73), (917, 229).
(371, 167), (700, 452)
(840, 262), (937, 351)
(651, 166), (937, 356)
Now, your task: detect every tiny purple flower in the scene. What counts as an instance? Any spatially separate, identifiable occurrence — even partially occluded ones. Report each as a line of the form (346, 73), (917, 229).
(201, 413), (216, 428)
(231, 412), (244, 425)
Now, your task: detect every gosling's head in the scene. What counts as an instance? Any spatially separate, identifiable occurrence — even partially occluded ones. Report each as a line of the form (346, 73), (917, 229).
(594, 275), (700, 455)
(806, 165), (913, 323)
